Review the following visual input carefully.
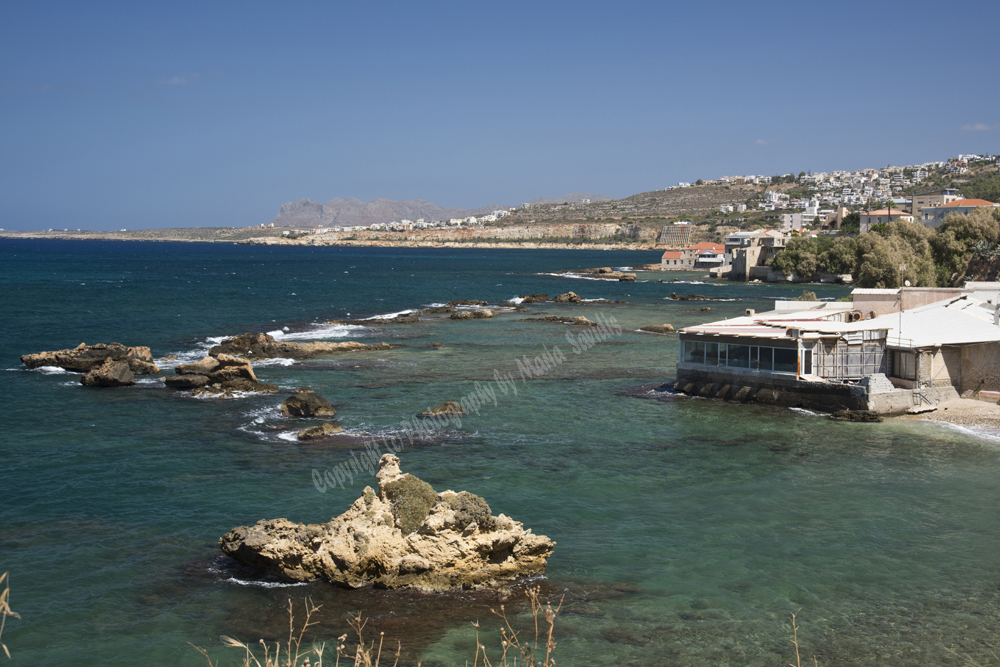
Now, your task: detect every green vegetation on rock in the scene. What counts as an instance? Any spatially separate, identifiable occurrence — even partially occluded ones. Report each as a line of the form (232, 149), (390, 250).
(382, 474), (437, 535)
(447, 491), (496, 531)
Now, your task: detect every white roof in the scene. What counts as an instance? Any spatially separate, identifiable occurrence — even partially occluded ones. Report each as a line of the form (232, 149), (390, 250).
(851, 288), (899, 295)
(770, 301), (855, 313)
(868, 295), (1000, 348)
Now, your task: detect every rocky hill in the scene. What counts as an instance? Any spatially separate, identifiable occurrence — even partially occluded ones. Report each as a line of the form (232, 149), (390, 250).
(268, 197), (483, 228)
(268, 192), (613, 228)
(501, 183), (762, 223)
(524, 192), (613, 206)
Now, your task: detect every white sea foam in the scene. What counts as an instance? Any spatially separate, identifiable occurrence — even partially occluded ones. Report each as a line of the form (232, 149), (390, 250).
(252, 357), (295, 367)
(276, 431), (301, 443)
(664, 296), (738, 302)
(155, 349), (206, 369)
(267, 323), (364, 340)
(224, 577), (308, 588)
(668, 280), (710, 285)
(189, 390), (259, 400)
(34, 366), (70, 375)
(789, 407), (821, 416)
(362, 309), (419, 321)
(538, 272), (618, 282)
(508, 296), (525, 304)
(927, 420), (1000, 443)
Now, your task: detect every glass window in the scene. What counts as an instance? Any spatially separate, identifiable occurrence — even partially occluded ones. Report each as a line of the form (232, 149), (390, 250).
(727, 345), (751, 368)
(750, 346), (759, 369)
(759, 347), (773, 371)
(706, 342), (719, 366)
(803, 349), (813, 375)
(773, 348), (798, 373)
(683, 340), (705, 364)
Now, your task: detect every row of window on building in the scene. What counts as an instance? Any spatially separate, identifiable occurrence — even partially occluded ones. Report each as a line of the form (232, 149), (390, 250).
(681, 340), (800, 373)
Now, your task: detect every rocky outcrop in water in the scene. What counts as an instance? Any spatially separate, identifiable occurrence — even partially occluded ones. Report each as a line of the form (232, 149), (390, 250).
(565, 268), (636, 281)
(640, 324), (675, 334)
(418, 401), (466, 418)
(450, 310), (493, 320)
(208, 332), (396, 360)
(553, 292), (581, 303)
(446, 299), (488, 307)
(516, 294), (549, 304)
(80, 358), (135, 387)
(281, 388), (336, 418)
(219, 454), (555, 590)
(298, 421), (344, 440)
(21, 343), (160, 375)
(165, 354), (279, 395)
(521, 315), (597, 326)
(830, 409), (883, 422)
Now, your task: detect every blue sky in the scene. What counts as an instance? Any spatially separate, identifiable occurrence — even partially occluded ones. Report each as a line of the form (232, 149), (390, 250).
(2, 0), (998, 230)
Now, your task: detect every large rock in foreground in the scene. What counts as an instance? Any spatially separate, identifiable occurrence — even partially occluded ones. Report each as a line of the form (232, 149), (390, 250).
(21, 343), (159, 374)
(219, 454), (555, 591)
(209, 333), (396, 360)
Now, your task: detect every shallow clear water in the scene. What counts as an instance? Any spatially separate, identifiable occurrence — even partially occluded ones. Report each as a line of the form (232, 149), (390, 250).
(1, 239), (999, 666)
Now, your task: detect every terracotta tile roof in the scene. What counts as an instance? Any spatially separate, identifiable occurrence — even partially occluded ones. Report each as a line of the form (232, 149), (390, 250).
(688, 242), (724, 252)
(661, 251), (682, 259)
(941, 198), (998, 207)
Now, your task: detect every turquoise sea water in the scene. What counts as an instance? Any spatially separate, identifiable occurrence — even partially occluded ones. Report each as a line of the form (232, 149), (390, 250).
(1, 239), (999, 666)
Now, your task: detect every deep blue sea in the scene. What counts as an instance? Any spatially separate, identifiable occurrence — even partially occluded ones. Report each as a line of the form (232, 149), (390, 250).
(2, 239), (999, 666)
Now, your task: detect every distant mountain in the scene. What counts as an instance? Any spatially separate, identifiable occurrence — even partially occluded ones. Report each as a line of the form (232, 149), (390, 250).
(525, 192), (613, 206)
(268, 197), (475, 228)
(268, 192), (611, 228)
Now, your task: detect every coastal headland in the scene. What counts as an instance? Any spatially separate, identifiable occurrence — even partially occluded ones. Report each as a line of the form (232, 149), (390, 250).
(0, 223), (676, 251)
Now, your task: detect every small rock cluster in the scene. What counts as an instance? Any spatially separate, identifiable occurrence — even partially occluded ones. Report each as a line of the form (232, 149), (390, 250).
(166, 353), (278, 395)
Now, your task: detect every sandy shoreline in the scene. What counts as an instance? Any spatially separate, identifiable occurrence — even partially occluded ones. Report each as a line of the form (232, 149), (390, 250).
(900, 396), (1000, 437)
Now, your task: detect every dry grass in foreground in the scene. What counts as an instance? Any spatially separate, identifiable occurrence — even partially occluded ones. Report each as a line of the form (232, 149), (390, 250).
(192, 585), (562, 667)
(1, 572), (20, 660)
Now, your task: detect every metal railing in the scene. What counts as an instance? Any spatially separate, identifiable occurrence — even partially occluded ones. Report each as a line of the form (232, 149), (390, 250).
(885, 336), (915, 349)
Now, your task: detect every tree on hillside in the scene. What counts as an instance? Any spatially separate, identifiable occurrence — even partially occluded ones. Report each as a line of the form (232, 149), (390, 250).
(930, 208), (1000, 285)
(960, 172), (1000, 203)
